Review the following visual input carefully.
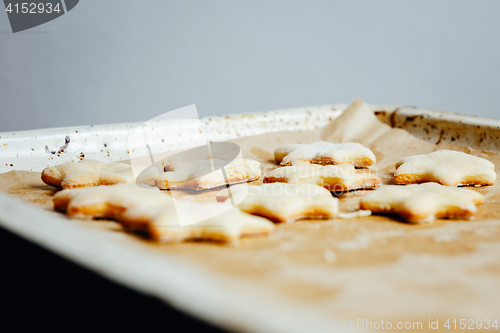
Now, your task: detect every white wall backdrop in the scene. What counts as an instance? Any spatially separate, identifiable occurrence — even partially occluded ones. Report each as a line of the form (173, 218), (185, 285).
(1, 0), (500, 132)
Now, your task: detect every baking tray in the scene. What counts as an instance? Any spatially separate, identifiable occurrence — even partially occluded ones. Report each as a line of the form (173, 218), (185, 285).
(1, 104), (499, 333)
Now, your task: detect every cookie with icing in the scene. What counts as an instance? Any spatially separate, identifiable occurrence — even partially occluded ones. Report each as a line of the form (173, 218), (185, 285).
(54, 184), (274, 243)
(360, 183), (484, 223)
(394, 150), (496, 187)
(274, 141), (376, 167)
(42, 159), (142, 189)
(155, 158), (261, 190)
(216, 183), (339, 222)
(263, 163), (381, 192)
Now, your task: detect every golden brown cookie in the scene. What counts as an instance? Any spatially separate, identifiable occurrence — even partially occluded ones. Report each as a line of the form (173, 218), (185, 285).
(155, 158), (261, 190)
(41, 159), (149, 189)
(360, 183), (484, 223)
(263, 163), (381, 192)
(53, 183), (168, 216)
(54, 184), (274, 243)
(216, 183), (339, 223)
(394, 150), (496, 187)
(274, 141), (376, 167)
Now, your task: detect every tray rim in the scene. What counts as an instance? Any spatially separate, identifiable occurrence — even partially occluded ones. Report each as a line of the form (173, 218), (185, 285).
(1, 103), (499, 333)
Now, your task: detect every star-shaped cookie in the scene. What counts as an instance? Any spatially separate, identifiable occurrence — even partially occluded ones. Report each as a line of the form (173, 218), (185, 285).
(155, 158), (261, 190)
(360, 183), (484, 223)
(274, 141), (376, 167)
(263, 163), (382, 192)
(53, 183), (169, 215)
(42, 159), (142, 189)
(216, 183), (339, 222)
(136, 204), (275, 244)
(394, 150), (496, 186)
(54, 184), (274, 243)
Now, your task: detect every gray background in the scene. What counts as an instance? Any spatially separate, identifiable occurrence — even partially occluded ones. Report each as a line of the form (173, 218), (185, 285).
(1, 0), (500, 132)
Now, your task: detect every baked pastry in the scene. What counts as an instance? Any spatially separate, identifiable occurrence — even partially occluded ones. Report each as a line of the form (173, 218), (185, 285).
(54, 184), (274, 243)
(274, 141), (376, 167)
(155, 158), (261, 190)
(360, 183), (484, 223)
(394, 150), (496, 187)
(42, 160), (138, 189)
(263, 163), (381, 192)
(216, 183), (339, 222)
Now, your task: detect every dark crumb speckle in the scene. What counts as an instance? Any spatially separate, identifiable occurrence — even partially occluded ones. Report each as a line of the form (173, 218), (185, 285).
(435, 130), (445, 145)
(45, 145), (56, 154)
(57, 135), (70, 154)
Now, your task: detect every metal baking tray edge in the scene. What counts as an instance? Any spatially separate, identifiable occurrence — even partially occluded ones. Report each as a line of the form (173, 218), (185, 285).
(0, 104), (498, 333)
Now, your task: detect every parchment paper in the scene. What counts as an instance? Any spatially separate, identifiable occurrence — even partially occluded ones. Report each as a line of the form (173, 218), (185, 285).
(3, 99), (500, 331)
